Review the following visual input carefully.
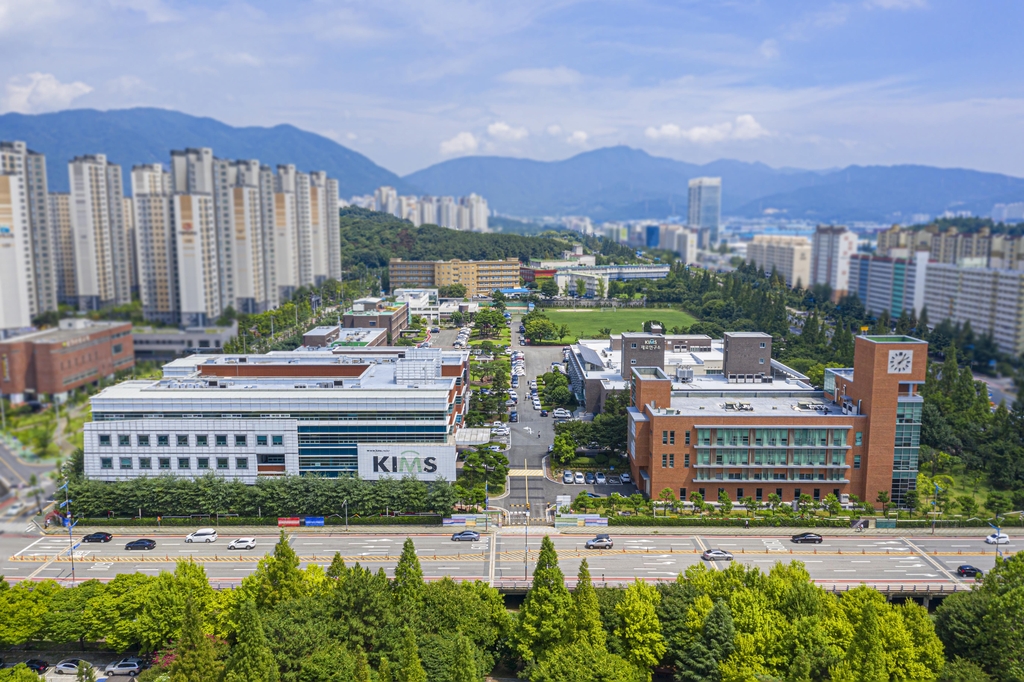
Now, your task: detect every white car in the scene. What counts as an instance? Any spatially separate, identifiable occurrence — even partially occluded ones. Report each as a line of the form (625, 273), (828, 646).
(985, 533), (1010, 545)
(4, 501), (25, 516)
(228, 537), (257, 550)
(574, 471), (585, 484)
(104, 660), (142, 676)
(185, 528), (218, 543)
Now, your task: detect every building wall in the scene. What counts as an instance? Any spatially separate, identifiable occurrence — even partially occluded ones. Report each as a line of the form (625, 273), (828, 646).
(0, 174), (33, 333)
(722, 332), (772, 377)
(69, 155), (118, 310)
(688, 177), (721, 244)
(811, 225), (857, 298)
(747, 235), (811, 288)
(923, 264), (1024, 355)
(49, 192), (77, 306)
(174, 194), (220, 327)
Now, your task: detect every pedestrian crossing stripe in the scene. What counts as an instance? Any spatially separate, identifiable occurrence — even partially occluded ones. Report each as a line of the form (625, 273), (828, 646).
(508, 469), (544, 477)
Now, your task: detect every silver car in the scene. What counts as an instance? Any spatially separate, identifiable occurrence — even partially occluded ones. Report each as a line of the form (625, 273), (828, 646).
(105, 660), (142, 676)
(228, 537), (257, 550)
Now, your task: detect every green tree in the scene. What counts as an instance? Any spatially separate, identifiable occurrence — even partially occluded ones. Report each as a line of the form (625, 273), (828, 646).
(688, 491), (704, 516)
(222, 599), (278, 682)
(821, 492), (842, 517)
(0, 665), (44, 681)
(575, 279), (586, 298)
(904, 488), (920, 516)
(832, 601), (887, 682)
(353, 650), (372, 682)
(540, 278), (559, 299)
(168, 597), (221, 682)
(595, 278), (606, 299)
(451, 632), (481, 682)
(378, 657), (393, 682)
(717, 490), (732, 515)
(572, 560), (605, 648)
(939, 658), (993, 682)
(985, 491), (1012, 518)
(876, 490), (891, 514)
(516, 536), (573, 663)
(254, 531), (303, 609)
(558, 324), (571, 341)
(956, 495), (979, 518)
(676, 598), (734, 682)
(393, 538), (425, 625)
(614, 580), (665, 677)
(552, 434), (577, 466)
(74, 662), (97, 682)
(396, 628), (427, 682)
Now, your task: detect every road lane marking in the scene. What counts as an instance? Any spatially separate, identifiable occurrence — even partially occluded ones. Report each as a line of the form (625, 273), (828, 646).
(904, 537), (964, 585)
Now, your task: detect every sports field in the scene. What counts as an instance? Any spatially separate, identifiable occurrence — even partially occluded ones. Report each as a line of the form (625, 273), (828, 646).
(542, 308), (697, 339)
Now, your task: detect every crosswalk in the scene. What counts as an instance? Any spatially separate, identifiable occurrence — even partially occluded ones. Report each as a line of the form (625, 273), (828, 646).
(507, 469), (545, 477)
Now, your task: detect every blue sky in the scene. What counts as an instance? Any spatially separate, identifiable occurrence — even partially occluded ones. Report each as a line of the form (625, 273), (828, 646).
(1, 0), (1022, 176)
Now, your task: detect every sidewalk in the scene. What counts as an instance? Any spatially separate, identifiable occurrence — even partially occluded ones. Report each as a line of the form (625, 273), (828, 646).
(45, 524), (454, 536)
(557, 525), (996, 537)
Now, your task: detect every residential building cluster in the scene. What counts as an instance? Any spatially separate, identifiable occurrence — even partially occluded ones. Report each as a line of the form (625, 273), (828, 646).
(745, 225), (858, 296)
(0, 139), (342, 337)
(350, 187), (490, 232)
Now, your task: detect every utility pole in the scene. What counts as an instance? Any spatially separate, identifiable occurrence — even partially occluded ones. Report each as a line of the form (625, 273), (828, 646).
(59, 479), (76, 585)
(524, 458), (530, 580)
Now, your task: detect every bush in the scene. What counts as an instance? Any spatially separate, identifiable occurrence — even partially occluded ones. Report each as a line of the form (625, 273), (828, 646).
(607, 516), (855, 528)
(570, 457), (597, 467)
(71, 515), (444, 527)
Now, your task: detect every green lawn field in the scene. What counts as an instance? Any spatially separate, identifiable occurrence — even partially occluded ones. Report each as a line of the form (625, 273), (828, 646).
(542, 308), (697, 340)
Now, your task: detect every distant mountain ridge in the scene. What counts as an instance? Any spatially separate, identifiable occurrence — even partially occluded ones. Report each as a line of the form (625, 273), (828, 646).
(0, 107), (412, 196)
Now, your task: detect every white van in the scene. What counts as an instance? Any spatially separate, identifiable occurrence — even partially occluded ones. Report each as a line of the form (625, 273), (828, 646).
(185, 528), (218, 543)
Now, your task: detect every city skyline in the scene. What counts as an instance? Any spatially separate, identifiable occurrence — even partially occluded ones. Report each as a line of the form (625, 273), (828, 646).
(0, 2), (1022, 177)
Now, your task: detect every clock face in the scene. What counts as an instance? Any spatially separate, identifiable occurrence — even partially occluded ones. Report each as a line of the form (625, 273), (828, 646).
(887, 349), (913, 374)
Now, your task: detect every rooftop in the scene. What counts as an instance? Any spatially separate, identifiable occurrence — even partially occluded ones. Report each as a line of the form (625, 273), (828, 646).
(861, 335), (925, 344)
(657, 391), (850, 418)
(1, 319), (130, 345)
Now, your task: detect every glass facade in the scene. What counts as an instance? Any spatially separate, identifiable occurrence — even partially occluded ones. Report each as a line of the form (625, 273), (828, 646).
(891, 399), (922, 506)
(691, 426), (851, 484)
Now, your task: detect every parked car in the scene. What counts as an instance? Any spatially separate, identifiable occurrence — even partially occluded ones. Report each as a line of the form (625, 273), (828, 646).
(701, 549), (734, 561)
(23, 660), (49, 673)
(791, 532), (823, 544)
(228, 538), (257, 550)
(505, 399), (517, 407)
(957, 564), (983, 578)
(585, 534), (613, 549)
(563, 470), (574, 484)
(620, 472), (632, 484)
(3, 502), (25, 517)
(540, 410), (549, 417)
(584, 472), (596, 484)
(452, 530), (480, 542)
(104, 660), (141, 676)
(125, 539), (156, 551)
(985, 533), (1010, 544)
(185, 528), (218, 543)
(595, 472), (606, 485)
(574, 471), (585, 484)
(82, 532), (113, 543)
(54, 658), (89, 675)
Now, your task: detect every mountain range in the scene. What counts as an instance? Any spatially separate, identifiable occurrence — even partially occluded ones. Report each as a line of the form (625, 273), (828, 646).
(2, 107), (1022, 223)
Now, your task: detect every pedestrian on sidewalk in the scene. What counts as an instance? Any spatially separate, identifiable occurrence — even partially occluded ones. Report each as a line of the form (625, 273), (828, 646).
(744, 519), (749, 529)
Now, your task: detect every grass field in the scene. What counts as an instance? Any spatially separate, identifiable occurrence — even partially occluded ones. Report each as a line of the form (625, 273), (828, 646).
(542, 308), (697, 339)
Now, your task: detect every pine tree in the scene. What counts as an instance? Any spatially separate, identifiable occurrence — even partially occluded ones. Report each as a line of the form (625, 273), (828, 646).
(840, 601), (888, 682)
(614, 579), (666, 677)
(516, 535), (573, 663)
(378, 656), (393, 682)
(396, 628), (427, 682)
(327, 552), (348, 580)
(451, 632), (480, 682)
(573, 559), (606, 648)
(222, 599), (279, 682)
(75, 661), (97, 682)
(169, 596), (221, 682)
(353, 650), (372, 682)
(393, 537), (424, 611)
(255, 530), (303, 609)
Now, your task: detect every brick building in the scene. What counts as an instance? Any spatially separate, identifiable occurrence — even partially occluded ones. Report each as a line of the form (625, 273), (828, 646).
(0, 319), (134, 404)
(626, 334), (926, 509)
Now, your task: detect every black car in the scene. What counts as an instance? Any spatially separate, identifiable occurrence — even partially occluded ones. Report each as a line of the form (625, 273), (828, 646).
(125, 539), (156, 551)
(23, 660), (48, 673)
(83, 532), (113, 543)
(451, 530), (480, 542)
(957, 565), (983, 578)
(791, 532), (823, 544)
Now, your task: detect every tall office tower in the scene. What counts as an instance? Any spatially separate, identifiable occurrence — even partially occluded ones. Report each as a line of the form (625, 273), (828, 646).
(687, 177), (722, 246)
(123, 197), (138, 297)
(374, 186), (399, 216)
(131, 164), (177, 325)
(49, 192), (76, 305)
(68, 155), (131, 310)
(308, 171), (340, 283)
(1, 141), (57, 318)
(169, 149), (220, 326)
(438, 196), (457, 229)
(811, 225), (858, 299)
(0, 173), (33, 335)
(213, 159), (266, 314)
(258, 165), (280, 309)
(463, 194), (489, 232)
(419, 196), (437, 226)
(399, 195), (420, 226)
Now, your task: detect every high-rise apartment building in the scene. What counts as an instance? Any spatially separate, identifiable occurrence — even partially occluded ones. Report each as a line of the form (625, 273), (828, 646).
(746, 235), (811, 288)
(123, 197), (138, 297)
(374, 186), (399, 217)
(923, 263), (1024, 356)
(310, 171), (341, 283)
(811, 225), (858, 299)
(848, 252), (929, 320)
(169, 149), (221, 327)
(213, 159), (266, 314)
(419, 196), (437, 226)
(68, 154), (132, 310)
(461, 194), (489, 232)
(132, 164), (177, 325)
(0, 173), (33, 335)
(438, 196), (457, 229)
(688, 177), (722, 245)
(48, 192), (76, 305)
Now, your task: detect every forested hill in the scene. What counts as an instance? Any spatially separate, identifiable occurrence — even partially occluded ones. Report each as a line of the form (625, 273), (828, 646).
(339, 206), (573, 268)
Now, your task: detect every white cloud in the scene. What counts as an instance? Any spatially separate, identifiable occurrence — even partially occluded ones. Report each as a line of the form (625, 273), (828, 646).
(440, 131), (479, 155)
(546, 124), (562, 136)
(108, 0), (179, 23)
(865, 0), (926, 8)
(759, 39), (779, 60)
(2, 73), (92, 114)
(108, 75), (146, 93)
(487, 121), (528, 141)
(219, 52), (262, 67)
(566, 130), (588, 146)
(346, 132), (358, 141)
(645, 115), (770, 143)
(500, 66), (582, 87)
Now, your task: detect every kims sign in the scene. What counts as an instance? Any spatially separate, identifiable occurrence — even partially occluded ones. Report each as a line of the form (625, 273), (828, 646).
(357, 444), (456, 482)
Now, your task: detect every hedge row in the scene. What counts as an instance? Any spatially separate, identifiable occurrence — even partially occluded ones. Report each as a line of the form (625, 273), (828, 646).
(70, 515), (444, 527)
(608, 516), (856, 528)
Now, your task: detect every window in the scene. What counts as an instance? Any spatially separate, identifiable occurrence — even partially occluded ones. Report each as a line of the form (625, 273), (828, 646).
(217, 457), (229, 469)
(272, 435), (284, 446)
(776, 488), (783, 499)
(113, 343), (123, 354)
(813, 488), (821, 501)
(119, 457), (132, 469)
(685, 431), (691, 445)
(853, 455), (861, 469)
(157, 434), (169, 447)
(760, 342), (766, 348)
(680, 488), (687, 501)
(139, 457), (151, 469)
(100, 457), (113, 469)
(236, 457), (249, 469)
(669, 453), (675, 468)
(257, 435), (268, 446)
(196, 435), (208, 447)
(698, 488), (705, 498)
(118, 434), (130, 446)
(662, 453), (668, 468)
(662, 430), (668, 445)
(197, 458), (210, 469)
(855, 432), (863, 446)
(159, 458), (171, 469)
(631, 343), (637, 348)
(670, 431), (675, 445)
(138, 434), (150, 447)
(756, 488), (763, 501)
(737, 488), (744, 500)
(177, 457), (190, 469)
(177, 435), (189, 446)
(794, 488), (801, 500)
(99, 434), (111, 446)
(684, 453), (690, 468)
(235, 435), (246, 447)
(758, 358), (765, 364)
(216, 435), (228, 447)
(630, 359), (636, 365)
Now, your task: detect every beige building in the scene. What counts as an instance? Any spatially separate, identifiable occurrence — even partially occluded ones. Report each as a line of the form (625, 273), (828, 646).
(923, 264), (1024, 356)
(0, 174), (33, 335)
(746, 235), (812, 288)
(132, 164), (177, 325)
(173, 193), (220, 327)
(213, 159), (266, 314)
(49, 192), (76, 306)
(389, 258), (520, 297)
(123, 196), (138, 297)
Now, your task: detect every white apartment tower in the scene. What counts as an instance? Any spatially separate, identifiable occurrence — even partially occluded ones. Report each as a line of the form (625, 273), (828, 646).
(463, 194), (489, 232)
(375, 186), (399, 217)
(1, 141), (57, 318)
(309, 171), (340, 283)
(811, 225), (858, 299)
(0, 173), (33, 335)
(747, 235), (812, 288)
(419, 196), (437, 226)
(131, 164), (177, 325)
(170, 149), (221, 327)
(123, 197), (138, 297)
(268, 165), (300, 301)
(68, 154), (132, 310)
(438, 196), (457, 229)
(48, 192), (76, 305)
(213, 159), (266, 314)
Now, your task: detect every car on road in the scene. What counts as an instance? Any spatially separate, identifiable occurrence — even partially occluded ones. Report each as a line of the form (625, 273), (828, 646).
(505, 399), (517, 407)
(985, 533), (1010, 544)
(125, 539), (156, 551)
(23, 660), (48, 673)
(54, 658), (90, 675)
(82, 532), (113, 543)
(452, 530), (480, 542)
(791, 532), (824, 544)
(228, 538), (257, 550)
(563, 470), (574, 484)
(702, 549), (734, 561)
(185, 528), (218, 543)
(3, 502), (25, 516)
(104, 660), (141, 676)
(957, 565), (983, 578)
(540, 409), (549, 417)
(584, 472), (596, 484)
(595, 472), (606, 485)
(585, 534), (613, 549)
(510, 412), (518, 422)
(620, 472), (632, 484)
(491, 428), (510, 437)
(574, 471), (585, 484)
(431, 327), (440, 333)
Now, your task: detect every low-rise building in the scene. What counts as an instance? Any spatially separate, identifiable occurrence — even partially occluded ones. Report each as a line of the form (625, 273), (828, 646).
(342, 299), (409, 339)
(552, 264), (671, 298)
(301, 326), (387, 349)
(83, 346), (470, 483)
(389, 258), (520, 297)
(132, 323), (237, 363)
(0, 319), (134, 404)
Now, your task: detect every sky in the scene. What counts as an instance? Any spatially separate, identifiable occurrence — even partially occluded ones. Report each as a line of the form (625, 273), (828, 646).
(1, 0), (1023, 177)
